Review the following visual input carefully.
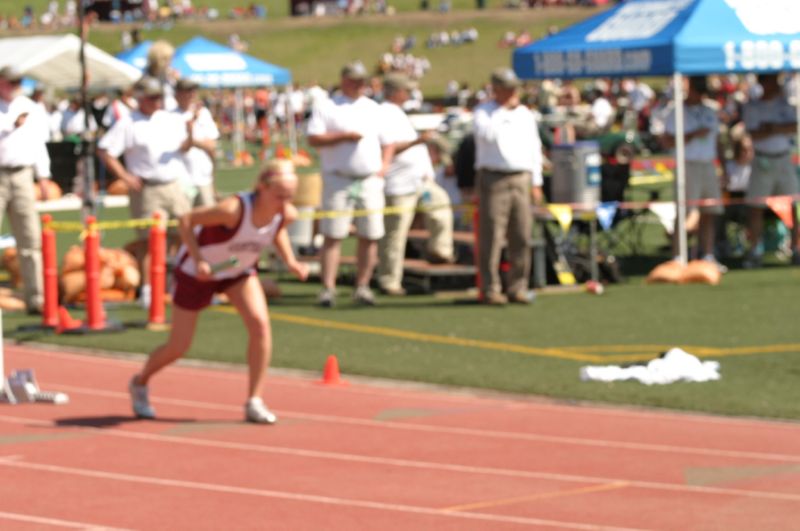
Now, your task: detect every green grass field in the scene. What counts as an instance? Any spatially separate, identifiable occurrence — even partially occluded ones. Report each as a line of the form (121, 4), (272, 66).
(3, 164), (799, 422)
(4, 265), (800, 421)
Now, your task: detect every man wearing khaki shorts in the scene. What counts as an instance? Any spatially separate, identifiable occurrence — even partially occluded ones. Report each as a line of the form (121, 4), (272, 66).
(742, 74), (799, 268)
(307, 62), (389, 307)
(664, 76), (724, 268)
(98, 76), (191, 305)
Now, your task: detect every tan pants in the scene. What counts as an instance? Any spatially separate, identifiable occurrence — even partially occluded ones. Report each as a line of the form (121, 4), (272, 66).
(129, 180), (191, 240)
(193, 183), (216, 207)
(378, 181), (454, 291)
(0, 166), (43, 310)
(477, 169), (531, 297)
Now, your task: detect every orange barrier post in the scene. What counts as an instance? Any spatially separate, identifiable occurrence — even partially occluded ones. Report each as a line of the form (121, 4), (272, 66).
(148, 213), (167, 326)
(84, 215), (105, 330)
(472, 197), (483, 301)
(40, 214), (58, 328)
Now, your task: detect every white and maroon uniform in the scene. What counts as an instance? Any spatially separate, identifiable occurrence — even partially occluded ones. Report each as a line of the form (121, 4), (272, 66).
(173, 192), (284, 310)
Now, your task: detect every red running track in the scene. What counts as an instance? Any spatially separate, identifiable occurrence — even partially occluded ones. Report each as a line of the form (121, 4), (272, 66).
(1, 344), (800, 530)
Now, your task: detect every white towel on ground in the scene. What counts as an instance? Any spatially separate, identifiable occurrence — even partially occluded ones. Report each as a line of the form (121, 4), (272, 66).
(580, 348), (721, 385)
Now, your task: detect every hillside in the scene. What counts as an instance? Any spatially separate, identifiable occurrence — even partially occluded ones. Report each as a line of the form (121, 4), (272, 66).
(2, 3), (604, 94)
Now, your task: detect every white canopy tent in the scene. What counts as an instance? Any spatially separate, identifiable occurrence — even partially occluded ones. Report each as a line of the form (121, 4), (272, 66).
(0, 34), (140, 90)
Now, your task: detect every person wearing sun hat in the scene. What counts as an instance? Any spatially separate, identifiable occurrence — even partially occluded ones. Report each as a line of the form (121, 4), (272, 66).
(473, 67), (544, 305)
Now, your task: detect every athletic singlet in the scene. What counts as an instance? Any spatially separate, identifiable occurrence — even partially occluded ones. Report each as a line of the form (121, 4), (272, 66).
(176, 192), (284, 280)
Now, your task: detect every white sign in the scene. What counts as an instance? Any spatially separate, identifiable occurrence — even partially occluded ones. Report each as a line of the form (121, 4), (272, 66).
(534, 49), (653, 76)
(184, 53), (248, 72)
(724, 0), (800, 36)
(723, 39), (800, 70)
(586, 0), (693, 42)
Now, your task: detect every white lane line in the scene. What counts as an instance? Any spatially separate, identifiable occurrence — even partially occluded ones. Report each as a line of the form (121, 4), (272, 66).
(0, 457), (645, 531)
(46, 384), (800, 465)
(0, 510), (133, 530)
(1, 414), (800, 504)
(11, 345), (800, 431)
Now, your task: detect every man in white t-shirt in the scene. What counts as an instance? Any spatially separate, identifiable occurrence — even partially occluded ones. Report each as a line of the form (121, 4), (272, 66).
(0, 66), (52, 313)
(473, 68), (544, 305)
(742, 73), (799, 267)
(307, 62), (390, 307)
(174, 78), (220, 207)
(377, 73), (454, 296)
(98, 76), (192, 305)
(664, 76), (724, 268)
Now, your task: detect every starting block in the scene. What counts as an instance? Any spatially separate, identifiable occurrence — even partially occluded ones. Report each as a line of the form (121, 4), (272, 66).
(0, 369), (69, 406)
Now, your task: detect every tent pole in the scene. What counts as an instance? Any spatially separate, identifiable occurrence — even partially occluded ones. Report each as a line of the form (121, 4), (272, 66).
(795, 72), (800, 177)
(78, 2), (96, 218)
(234, 88), (245, 163)
(795, 72), (800, 233)
(673, 72), (688, 264)
(286, 85), (297, 156)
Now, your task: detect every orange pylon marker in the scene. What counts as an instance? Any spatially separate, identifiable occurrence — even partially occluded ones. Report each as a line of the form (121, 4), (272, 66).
(56, 306), (83, 334)
(318, 355), (347, 386)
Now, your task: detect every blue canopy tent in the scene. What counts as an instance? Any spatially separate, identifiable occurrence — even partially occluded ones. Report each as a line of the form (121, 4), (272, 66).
(172, 36), (293, 156)
(172, 36), (291, 88)
(116, 41), (153, 71)
(513, 0), (800, 263)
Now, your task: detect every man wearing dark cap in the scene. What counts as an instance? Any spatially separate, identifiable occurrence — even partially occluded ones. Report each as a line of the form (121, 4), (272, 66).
(473, 67), (543, 305)
(742, 73), (799, 267)
(307, 62), (389, 307)
(174, 78), (219, 207)
(376, 72), (454, 295)
(98, 76), (192, 307)
(0, 66), (51, 313)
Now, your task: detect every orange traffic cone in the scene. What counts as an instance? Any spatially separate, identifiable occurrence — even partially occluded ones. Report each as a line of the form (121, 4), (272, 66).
(56, 306), (82, 334)
(318, 355), (347, 386)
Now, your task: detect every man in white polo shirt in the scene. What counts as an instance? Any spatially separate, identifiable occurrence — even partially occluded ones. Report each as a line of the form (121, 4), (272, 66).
(742, 73), (799, 267)
(0, 66), (51, 314)
(473, 67), (543, 305)
(664, 76), (724, 269)
(377, 72), (454, 296)
(174, 78), (220, 207)
(98, 76), (192, 305)
(307, 62), (389, 307)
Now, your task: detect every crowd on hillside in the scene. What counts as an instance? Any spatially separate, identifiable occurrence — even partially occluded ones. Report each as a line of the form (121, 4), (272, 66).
(1, 0), (614, 28)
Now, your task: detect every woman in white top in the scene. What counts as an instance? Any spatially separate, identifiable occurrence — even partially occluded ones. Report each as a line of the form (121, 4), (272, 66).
(128, 159), (309, 424)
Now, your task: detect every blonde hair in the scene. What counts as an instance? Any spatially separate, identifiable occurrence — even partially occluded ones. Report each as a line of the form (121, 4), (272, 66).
(146, 40), (175, 77)
(258, 158), (297, 187)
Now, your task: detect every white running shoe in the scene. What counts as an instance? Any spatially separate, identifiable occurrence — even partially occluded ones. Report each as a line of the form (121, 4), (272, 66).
(318, 288), (336, 308)
(352, 286), (376, 306)
(245, 397), (278, 425)
(129, 376), (156, 419)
